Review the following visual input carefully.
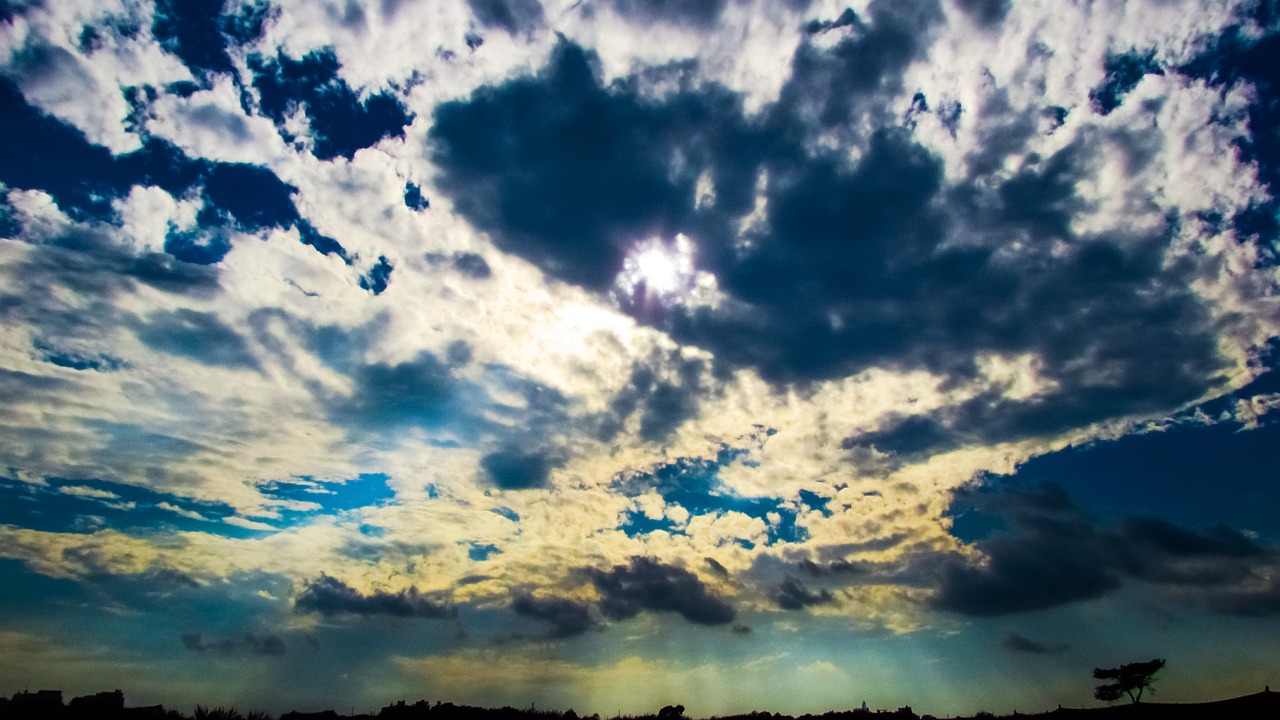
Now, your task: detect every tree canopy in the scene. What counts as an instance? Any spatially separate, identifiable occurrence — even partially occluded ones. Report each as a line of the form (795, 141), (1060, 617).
(1093, 658), (1166, 704)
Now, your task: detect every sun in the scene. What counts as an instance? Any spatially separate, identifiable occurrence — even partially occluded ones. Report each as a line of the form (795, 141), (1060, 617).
(614, 234), (706, 305)
(633, 243), (682, 296)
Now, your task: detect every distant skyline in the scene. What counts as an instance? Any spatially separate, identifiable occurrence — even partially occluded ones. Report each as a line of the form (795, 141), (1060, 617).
(1, 0), (1279, 717)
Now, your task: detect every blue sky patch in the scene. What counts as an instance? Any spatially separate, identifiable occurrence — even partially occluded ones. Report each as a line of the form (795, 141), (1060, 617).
(491, 506), (519, 522)
(0, 78), (200, 221)
(0, 476), (270, 539)
(618, 510), (682, 538)
(612, 448), (809, 545)
(1089, 49), (1163, 115)
(358, 255), (394, 295)
(164, 224), (233, 265)
(404, 181), (430, 211)
(467, 542), (500, 562)
(36, 343), (124, 372)
(961, 367), (1280, 539)
(250, 48), (413, 161)
(257, 473), (396, 525)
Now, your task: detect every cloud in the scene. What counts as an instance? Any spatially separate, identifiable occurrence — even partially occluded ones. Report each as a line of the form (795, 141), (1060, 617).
(1207, 577), (1280, 617)
(1000, 632), (1068, 655)
(132, 309), (259, 369)
(427, 17), (1236, 462)
(593, 349), (713, 442)
(932, 483), (1280, 616)
(327, 352), (457, 431)
(181, 631), (287, 656)
(467, 0), (544, 35)
(608, 0), (728, 28)
(953, 0), (1009, 28)
(480, 447), (562, 490)
(582, 556), (735, 626)
(295, 574), (457, 619)
(772, 578), (833, 611)
(430, 40), (711, 292)
(511, 593), (596, 638)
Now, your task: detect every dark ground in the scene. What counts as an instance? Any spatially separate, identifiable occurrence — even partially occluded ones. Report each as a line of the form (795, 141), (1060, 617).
(1, 688), (1277, 720)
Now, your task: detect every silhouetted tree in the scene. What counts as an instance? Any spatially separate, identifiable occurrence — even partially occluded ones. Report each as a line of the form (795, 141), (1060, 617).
(657, 705), (685, 719)
(1093, 658), (1166, 704)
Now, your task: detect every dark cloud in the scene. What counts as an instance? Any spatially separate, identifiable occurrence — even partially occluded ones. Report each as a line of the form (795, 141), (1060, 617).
(424, 251), (493, 279)
(844, 414), (957, 460)
(431, 41), (716, 291)
(301, 322), (573, 472)
(773, 578), (834, 610)
(583, 556), (735, 625)
(804, 8), (862, 35)
(132, 309), (259, 369)
(452, 252), (491, 279)
(340, 538), (438, 563)
(0, 1), (32, 23)
(295, 574), (456, 618)
(479, 447), (563, 490)
(330, 352), (456, 429)
(933, 483), (1279, 616)
(431, 28), (1229, 462)
(778, 0), (941, 129)
(953, 0), (1009, 27)
(0, 234), (213, 351)
(512, 594), (596, 638)
(594, 350), (711, 442)
(608, 0), (728, 27)
(932, 484), (1125, 615)
(467, 0), (544, 34)
(1001, 632), (1068, 655)
(445, 340), (473, 367)
(1111, 516), (1266, 587)
(704, 557), (730, 578)
(1208, 578), (1280, 617)
(124, 251), (224, 295)
(841, 217), (1226, 458)
(797, 557), (878, 577)
(182, 631), (287, 656)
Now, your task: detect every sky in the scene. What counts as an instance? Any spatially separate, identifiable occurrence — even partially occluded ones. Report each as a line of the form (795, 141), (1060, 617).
(1, 0), (1280, 716)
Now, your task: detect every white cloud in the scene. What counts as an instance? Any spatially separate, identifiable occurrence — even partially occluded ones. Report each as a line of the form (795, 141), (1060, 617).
(148, 76), (289, 164)
(57, 485), (121, 500)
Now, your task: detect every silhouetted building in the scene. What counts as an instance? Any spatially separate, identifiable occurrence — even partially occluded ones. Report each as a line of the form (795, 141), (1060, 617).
(9, 689), (64, 713)
(380, 699), (433, 719)
(281, 711), (341, 720)
(70, 690), (124, 714)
